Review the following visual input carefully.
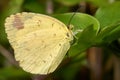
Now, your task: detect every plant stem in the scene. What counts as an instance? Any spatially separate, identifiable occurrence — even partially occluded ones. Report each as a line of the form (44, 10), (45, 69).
(113, 55), (120, 80)
(0, 44), (18, 66)
(87, 47), (102, 80)
(46, 0), (53, 14)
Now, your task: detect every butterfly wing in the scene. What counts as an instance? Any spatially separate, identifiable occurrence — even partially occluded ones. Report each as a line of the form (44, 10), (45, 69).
(5, 12), (73, 74)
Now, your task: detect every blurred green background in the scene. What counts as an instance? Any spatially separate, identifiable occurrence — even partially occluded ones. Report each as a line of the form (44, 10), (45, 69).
(1, 0), (120, 80)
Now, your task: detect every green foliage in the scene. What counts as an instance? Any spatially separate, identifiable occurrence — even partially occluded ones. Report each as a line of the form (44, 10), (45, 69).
(54, 13), (100, 57)
(0, 67), (31, 80)
(95, 2), (120, 44)
(23, 0), (46, 13)
(88, 0), (111, 6)
(53, 13), (99, 80)
(0, 0), (24, 46)
(55, 0), (83, 6)
(95, 2), (120, 28)
(55, 52), (86, 80)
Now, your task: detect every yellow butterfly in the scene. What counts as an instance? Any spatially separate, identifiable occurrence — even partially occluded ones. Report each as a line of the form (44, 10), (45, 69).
(5, 12), (73, 74)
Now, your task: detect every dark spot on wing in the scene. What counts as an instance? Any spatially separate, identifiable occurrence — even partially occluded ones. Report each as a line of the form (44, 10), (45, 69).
(59, 26), (62, 30)
(13, 15), (24, 29)
(52, 23), (54, 27)
(66, 33), (70, 37)
(41, 40), (44, 43)
(43, 45), (46, 48)
(43, 60), (46, 63)
(65, 37), (68, 39)
(53, 33), (56, 37)
(41, 40), (47, 48)
(50, 54), (52, 58)
(38, 20), (41, 22)
(59, 43), (61, 46)
(37, 20), (41, 26)
(25, 48), (30, 51)
(33, 33), (37, 37)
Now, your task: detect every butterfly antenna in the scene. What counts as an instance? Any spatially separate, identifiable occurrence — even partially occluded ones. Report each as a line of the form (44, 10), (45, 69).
(67, 8), (80, 29)
(66, 8), (80, 57)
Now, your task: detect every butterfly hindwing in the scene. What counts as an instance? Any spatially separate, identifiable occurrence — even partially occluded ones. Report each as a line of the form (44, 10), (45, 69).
(5, 12), (73, 74)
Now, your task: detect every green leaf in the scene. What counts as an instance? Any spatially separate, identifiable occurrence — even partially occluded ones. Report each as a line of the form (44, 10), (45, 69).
(4, 0), (24, 14)
(95, 2), (120, 45)
(23, 0), (46, 13)
(54, 6), (69, 13)
(95, 2), (120, 29)
(53, 13), (100, 35)
(96, 22), (120, 44)
(69, 24), (98, 57)
(56, 52), (86, 80)
(0, 0), (24, 46)
(88, 0), (112, 7)
(0, 67), (31, 79)
(53, 13), (100, 56)
(54, 0), (83, 6)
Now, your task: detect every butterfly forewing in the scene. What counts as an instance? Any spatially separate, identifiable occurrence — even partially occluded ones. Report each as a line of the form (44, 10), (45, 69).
(5, 12), (73, 74)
